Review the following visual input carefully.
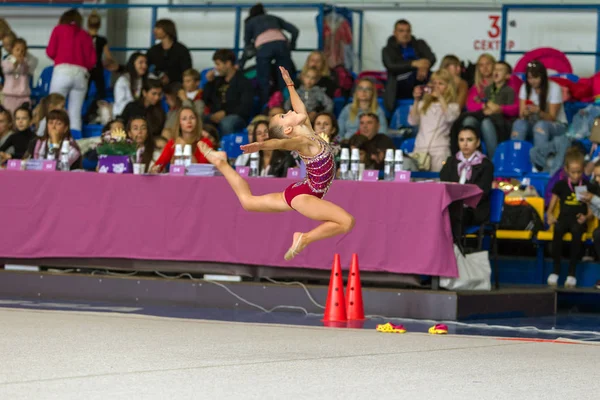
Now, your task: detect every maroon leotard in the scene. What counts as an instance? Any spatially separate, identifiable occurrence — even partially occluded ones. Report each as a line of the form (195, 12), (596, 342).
(284, 134), (335, 209)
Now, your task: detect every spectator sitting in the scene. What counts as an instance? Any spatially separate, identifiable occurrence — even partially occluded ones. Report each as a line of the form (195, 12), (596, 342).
(408, 69), (460, 172)
(25, 109), (81, 169)
(440, 126), (494, 236)
(314, 112), (340, 155)
(128, 117), (156, 172)
(46, 9), (96, 132)
(84, 10), (118, 123)
(243, 3), (298, 105)
(358, 113), (396, 170)
(34, 93), (66, 137)
(546, 149), (592, 289)
(238, 120), (297, 177)
(152, 106), (214, 173)
(338, 78), (388, 140)
(0, 107), (14, 156)
(1, 31), (16, 61)
(382, 19), (436, 111)
(163, 82), (185, 133)
(0, 106), (34, 162)
(348, 134), (370, 166)
(465, 53), (495, 113)
(513, 61), (568, 173)
(203, 49), (254, 137)
(284, 67), (333, 121)
(458, 61), (517, 158)
(182, 68), (206, 117)
(295, 51), (337, 98)
(440, 55), (468, 110)
(580, 160), (600, 274)
(147, 19), (191, 85)
(120, 78), (166, 138)
(113, 52), (147, 117)
(236, 117), (269, 166)
(1, 38), (35, 113)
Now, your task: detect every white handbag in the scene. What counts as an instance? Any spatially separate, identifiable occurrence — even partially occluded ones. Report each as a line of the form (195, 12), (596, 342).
(440, 245), (492, 291)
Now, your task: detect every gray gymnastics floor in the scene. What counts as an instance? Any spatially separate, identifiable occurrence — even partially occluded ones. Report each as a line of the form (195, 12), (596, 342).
(0, 308), (599, 400)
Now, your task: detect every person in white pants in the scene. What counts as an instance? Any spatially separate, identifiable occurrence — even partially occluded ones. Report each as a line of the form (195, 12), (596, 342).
(49, 65), (89, 132)
(46, 9), (96, 132)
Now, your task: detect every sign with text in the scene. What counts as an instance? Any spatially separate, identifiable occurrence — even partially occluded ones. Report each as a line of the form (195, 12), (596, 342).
(362, 170), (379, 182)
(236, 166), (249, 177)
(6, 160), (22, 171)
(170, 165), (186, 176)
(473, 15), (515, 52)
(394, 170), (412, 182)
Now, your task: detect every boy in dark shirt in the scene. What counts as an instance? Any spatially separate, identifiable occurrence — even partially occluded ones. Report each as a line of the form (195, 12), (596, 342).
(0, 106), (34, 162)
(547, 149), (592, 288)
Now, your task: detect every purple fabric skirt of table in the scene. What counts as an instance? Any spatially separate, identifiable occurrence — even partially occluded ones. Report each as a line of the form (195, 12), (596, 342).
(0, 171), (482, 277)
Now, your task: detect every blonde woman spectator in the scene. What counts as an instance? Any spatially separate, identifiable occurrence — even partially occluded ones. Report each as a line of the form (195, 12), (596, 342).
(408, 69), (460, 172)
(296, 51), (337, 98)
(440, 55), (468, 110)
(466, 53), (495, 112)
(338, 78), (388, 139)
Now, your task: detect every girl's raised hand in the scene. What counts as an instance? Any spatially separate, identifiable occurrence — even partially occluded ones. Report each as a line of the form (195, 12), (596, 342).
(279, 66), (294, 86)
(240, 142), (262, 154)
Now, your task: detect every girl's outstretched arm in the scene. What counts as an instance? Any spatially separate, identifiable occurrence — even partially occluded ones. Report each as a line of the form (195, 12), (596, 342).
(279, 66), (312, 130)
(241, 137), (311, 154)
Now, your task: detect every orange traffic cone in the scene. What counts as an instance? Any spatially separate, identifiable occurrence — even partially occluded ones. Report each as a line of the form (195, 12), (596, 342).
(322, 254), (347, 322)
(346, 253), (365, 320)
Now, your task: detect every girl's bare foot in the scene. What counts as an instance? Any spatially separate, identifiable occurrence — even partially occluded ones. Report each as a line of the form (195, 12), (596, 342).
(284, 232), (308, 261)
(197, 142), (227, 166)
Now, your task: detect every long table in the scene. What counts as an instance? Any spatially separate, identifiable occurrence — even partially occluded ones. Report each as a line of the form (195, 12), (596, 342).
(0, 171), (482, 277)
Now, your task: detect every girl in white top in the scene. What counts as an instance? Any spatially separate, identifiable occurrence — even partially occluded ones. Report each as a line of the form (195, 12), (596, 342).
(511, 60), (567, 146)
(113, 52), (147, 117)
(408, 69), (460, 172)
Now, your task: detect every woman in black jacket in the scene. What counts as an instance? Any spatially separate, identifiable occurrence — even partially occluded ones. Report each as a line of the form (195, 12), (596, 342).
(440, 126), (494, 232)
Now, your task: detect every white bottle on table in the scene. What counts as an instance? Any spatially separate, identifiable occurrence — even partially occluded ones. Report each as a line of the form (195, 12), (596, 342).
(394, 149), (404, 173)
(350, 148), (360, 181)
(183, 144), (192, 167)
(339, 148), (350, 180)
(58, 141), (70, 171)
(249, 152), (259, 177)
(174, 144), (184, 166)
(384, 149), (395, 181)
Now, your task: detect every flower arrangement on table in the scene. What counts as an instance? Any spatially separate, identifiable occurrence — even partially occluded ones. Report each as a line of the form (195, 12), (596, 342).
(96, 128), (137, 156)
(96, 128), (138, 174)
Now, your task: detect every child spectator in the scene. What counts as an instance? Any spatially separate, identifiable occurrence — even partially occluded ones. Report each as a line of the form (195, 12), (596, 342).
(440, 55), (468, 110)
(284, 67), (333, 121)
(296, 51), (337, 99)
(182, 68), (205, 117)
(113, 52), (147, 117)
(338, 78), (388, 139)
(34, 93), (66, 137)
(0, 106), (34, 162)
(46, 9), (96, 132)
(461, 61), (517, 158)
(408, 69), (460, 172)
(25, 109), (81, 169)
(120, 78), (166, 138)
(1, 38), (34, 113)
(440, 126), (494, 237)
(85, 10), (118, 123)
(203, 49), (254, 136)
(0, 107), (14, 156)
(1, 31), (16, 60)
(546, 149), (592, 288)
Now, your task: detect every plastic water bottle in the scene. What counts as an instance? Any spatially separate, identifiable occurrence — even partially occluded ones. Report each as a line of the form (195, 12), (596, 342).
(339, 148), (350, 180)
(384, 149), (395, 181)
(58, 141), (70, 171)
(249, 152), (259, 177)
(350, 148), (360, 181)
(183, 144), (192, 167)
(394, 149), (404, 173)
(47, 144), (57, 161)
(174, 144), (184, 166)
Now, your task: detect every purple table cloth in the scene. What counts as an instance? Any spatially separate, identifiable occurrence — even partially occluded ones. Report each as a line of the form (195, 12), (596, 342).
(0, 171), (482, 277)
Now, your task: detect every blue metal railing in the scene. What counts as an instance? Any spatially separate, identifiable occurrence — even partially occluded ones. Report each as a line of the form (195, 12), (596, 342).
(500, 4), (600, 71)
(0, 2), (363, 71)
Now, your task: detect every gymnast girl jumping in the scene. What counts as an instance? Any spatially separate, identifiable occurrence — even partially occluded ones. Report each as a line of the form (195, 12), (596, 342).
(198, 66), (355, 260)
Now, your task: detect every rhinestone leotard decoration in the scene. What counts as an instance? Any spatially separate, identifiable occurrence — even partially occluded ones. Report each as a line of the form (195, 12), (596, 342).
(294, 134), (335, 196)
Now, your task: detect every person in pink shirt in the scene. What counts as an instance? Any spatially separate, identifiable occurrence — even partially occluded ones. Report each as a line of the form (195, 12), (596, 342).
(46, 9), (96, 132)
(1, 38), (35, 113)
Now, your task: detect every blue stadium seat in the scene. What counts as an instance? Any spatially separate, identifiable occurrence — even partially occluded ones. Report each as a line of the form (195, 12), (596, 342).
(31, 66), (54, 102)
(400, 137), (415, 153)
(564, 101), (591, 124)
(389, 100), (414, 129)
(70, 129), (82, 140)
(550, 73), (579, 83)
(83, 124), (104, 138)
(333, 97), (346, 118)
(492, 140), (533, 178)
(480, 140), (488, 156)
(221, 132), (249, 160)
(200, 67), (212, 89)
(525, 171), (550, 199)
